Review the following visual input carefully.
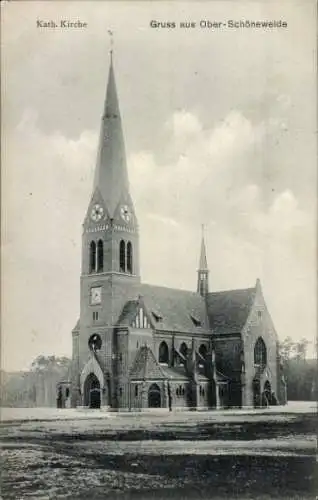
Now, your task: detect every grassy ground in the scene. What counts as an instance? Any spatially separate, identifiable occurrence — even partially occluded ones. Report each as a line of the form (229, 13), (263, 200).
(0, 409), (317, 499)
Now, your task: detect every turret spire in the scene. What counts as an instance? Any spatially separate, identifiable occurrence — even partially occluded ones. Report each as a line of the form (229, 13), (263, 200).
(107, 29), (114, 55)
(197, 225), (209, 297)
(93, 44), (130, 217)
(199, 224), (208, 271)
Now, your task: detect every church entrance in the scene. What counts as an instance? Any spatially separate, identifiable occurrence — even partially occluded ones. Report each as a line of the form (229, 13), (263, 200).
(253, 379), (261, 407)
(84, 373), (101, 409)
(262, 380), (272, 407)
(148, 383), (161, 408)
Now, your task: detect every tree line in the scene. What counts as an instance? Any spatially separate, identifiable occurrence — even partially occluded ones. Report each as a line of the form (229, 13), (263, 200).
(1, 355), (71, 407)
(279, 337), (317, 401)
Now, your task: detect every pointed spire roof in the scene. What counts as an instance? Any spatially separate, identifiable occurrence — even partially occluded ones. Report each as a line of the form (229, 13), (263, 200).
(93, 52), (130, 216)
(198, 226), (208, 271)
(130, 345), (166, 380)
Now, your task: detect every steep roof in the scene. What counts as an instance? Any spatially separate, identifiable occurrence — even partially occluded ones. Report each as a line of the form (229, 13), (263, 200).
(93, 54), (130, 216)
(114, 282), (209, 333)
(139, 284), (209, 333)
(162, 365), (189, 381)
(117, 300), (140, 326)
(206, 287), (256, 335)
(112, 279), (258, 336)
(130, 345), (166, 380)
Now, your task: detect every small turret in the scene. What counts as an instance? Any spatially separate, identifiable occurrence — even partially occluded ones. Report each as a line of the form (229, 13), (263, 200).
(197, 225), (209, 297)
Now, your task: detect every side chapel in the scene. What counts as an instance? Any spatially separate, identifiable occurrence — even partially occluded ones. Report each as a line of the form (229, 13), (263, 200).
(58, 51), (287, 411)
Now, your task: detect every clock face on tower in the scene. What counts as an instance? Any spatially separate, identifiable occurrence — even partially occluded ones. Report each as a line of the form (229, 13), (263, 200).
(90, 204), (104, 222)
(120, 205), (131, 223)
(90, 286), (102, 305)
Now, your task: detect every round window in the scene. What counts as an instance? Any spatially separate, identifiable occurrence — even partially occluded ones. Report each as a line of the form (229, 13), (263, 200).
(88, 334), (102, 351)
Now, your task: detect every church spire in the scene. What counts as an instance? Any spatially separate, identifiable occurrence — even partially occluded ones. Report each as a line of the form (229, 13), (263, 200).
(199, 225), (208, 271)
(93, 48), (130, 217)
(82, 44), (140, 280)
(197, 225), (209, 297)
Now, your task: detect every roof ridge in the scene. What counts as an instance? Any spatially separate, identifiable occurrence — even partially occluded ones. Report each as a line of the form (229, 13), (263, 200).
(208, 286), (256, 296)
(140, 283), (203, 296)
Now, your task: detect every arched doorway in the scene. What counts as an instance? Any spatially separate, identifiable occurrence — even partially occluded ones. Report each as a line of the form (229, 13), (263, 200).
(84, 373), (101, 409)
(253, 378), (261, 407)
(262, 380), (272, 407)
(148, 383), (161, 408)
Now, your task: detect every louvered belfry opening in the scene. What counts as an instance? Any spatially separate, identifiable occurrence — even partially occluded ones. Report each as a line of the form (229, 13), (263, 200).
(97, 240), (104, 272)
(89, 241), (96, 273)
(119, 240), (126, 272)
(127, 241), (133, 273)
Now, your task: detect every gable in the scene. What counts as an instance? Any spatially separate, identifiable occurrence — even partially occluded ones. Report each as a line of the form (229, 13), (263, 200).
(131, 306), (152, 329)
(112, 193), (138, 230)
(241, 280), (279, 355)
(117, 300), (152, 329)
(80, 353), (105, 390)
(83, 187), (110, 229)
(130, 345), (166, 380)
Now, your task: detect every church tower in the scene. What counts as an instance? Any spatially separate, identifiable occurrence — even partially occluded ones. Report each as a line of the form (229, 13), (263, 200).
(71, 50), (140, 409)
(82, 52), (140, 280)
(197, 227), (209, 297)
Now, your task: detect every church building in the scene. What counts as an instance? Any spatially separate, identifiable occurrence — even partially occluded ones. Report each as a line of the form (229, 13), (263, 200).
(62, 51), (287, 411)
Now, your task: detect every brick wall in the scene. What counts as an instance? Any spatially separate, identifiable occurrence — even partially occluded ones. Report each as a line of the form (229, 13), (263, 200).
(241, 286), (278, 406)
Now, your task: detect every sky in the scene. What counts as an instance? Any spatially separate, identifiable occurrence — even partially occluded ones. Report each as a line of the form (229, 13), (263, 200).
(1, 1), (317, 371)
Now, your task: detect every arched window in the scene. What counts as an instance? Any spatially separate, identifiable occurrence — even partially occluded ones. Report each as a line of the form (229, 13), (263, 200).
(254, 337), (267, 367)
(119, 240), (126, 272)
(127, 241), (133, 274)
(159, 341), (169, 364)
(180, 342), (188, 364)
(89, 241), (96, 273)
(97, 240), (103, 272)
(199, 344), (207, 360)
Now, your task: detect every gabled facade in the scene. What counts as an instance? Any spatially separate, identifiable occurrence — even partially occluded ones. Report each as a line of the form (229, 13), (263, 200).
(64, 51), (287, 411)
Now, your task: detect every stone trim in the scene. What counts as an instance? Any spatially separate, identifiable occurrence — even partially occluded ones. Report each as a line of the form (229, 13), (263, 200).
(80, 354), (105, 392)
